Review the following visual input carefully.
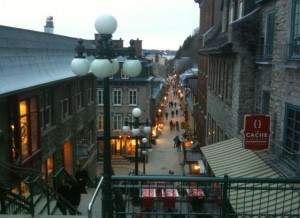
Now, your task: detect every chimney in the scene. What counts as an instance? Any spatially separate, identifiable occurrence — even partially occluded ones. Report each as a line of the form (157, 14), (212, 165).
(44, 16), (54, 34)
(133, 38), (142, 57)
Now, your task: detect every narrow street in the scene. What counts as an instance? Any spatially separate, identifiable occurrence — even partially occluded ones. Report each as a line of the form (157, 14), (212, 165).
(110, 77), (186, 176)
(145, 79), (185, 175)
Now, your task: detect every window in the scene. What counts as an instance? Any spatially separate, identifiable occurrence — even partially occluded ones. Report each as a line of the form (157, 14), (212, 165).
(97, 88), (104, 105)
(126, 113), (134, 123)
(128, 89), (138, 105)
(262, 91), (270, 114)
(86, 78), (93, 104)
(76, 80), (83, 110)
(121, 69), (129, 79)
(113, 88), (122, 105)
(225, 61), (233, 105)
(113, 114), (123, 131)
(208, 58), (232, 105)
(291, 0), (300, 57)
(284, 104), (300, 161)
(41, 89), (52, 128)
(61, 84), (70, 119)
(229, 5), (234, 24)
(98, 114), (104, 131)
(265, 11), (275, 57)
(238, 0), (244, 19)
(19, 97), (39, 160)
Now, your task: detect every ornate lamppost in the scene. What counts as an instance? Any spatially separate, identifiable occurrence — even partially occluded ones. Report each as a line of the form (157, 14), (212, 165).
(70, 14), (142, 218)
(139, 137), (153, 174)
(122, 107), (151, 175)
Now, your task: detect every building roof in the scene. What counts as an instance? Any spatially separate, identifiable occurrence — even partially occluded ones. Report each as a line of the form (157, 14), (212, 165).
(201, 138), (300, 215)
(0, 25), (77, 96)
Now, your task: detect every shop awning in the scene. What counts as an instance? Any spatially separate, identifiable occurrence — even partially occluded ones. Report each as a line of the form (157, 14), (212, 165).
(201, 138), (300, 215)
(201, 137), (280, 178)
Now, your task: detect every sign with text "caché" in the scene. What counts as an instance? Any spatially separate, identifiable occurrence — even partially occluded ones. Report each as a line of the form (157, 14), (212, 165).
(241, 114), (272, 150)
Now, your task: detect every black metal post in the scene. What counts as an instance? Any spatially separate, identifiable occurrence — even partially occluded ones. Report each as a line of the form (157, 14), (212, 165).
(135, 136), (139, 175)
(143, 152), (146, 174)
(102, 76), (113, 217)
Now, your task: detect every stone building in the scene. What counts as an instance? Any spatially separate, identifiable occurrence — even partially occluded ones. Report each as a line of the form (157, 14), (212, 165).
(0, 25), (97, 189)
(195, 0), (300, 177)
(255, 0), (300, 176)
(93, 37), (161, 161)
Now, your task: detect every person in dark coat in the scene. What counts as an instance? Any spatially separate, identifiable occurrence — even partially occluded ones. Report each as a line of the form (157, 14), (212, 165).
(175, 121), (179, 131)
(67, 182), (81, 215)
(56, 178), (81, 215)
(75, 166), (89, 194)
(170, 120), (174, 131)
(56, 180), (69, 215)
(173, 135), (180, 149)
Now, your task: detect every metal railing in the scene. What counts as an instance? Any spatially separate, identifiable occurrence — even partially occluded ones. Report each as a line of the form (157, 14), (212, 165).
(110, 175), (300, 217)
(24, 174), (82, 216)
(269, 140), (299, 173)
(0, 182), (32, 215)
(88, 176), (104, 218)
(256, 43), (300, 64)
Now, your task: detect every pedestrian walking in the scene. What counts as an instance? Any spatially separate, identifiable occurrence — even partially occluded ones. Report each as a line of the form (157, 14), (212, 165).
(170, 101), (174, 108)
(173, 135), (180, 148)
(175, 109), (178, 116)
(175, 121), (179, 131)
(173, 135), (181, 151)
(174, 102), (177, 108)
(165, 112), (168, 120)
(68, 182), (81, 215)
(56, 178), (81, 215)
(171, 110), (175, 118)
(56, 178), (70, 215)
(170, 120), (174, 131)
(75, 165), (89, 194)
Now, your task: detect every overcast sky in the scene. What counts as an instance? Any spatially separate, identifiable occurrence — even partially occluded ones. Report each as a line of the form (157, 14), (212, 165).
(0, 0), (199, 50)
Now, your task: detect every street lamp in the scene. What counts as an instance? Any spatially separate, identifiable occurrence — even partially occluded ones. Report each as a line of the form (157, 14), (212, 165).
(139, 137), (153, 174)
(70, 14), (142, 218)
(123, 107), (151, 175)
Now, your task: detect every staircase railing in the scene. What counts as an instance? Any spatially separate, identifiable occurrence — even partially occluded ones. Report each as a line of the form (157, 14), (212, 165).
(88, 176), (104, 218)
(0, 182), (32, 215)
(53, 167), (77, 191)
(25, 174), (82, 215)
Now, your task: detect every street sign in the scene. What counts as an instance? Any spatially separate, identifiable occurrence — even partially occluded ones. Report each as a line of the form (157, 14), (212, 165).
(241, 114), (272, 150)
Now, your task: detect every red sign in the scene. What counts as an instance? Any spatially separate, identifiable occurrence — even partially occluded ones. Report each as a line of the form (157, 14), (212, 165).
(241, 115), (272, 150)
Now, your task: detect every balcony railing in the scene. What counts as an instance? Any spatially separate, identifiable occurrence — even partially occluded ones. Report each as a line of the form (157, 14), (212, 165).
(269, 140), (300, 173)
(109, 175), (300, 217)
(256, 43), (300, 64)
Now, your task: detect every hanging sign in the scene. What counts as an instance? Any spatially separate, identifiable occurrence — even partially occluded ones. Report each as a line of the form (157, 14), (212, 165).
(241, 114), (272, 150)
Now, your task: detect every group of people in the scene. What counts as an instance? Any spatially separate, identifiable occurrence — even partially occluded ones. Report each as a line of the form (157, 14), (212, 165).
(169, 120), (180, 131)
(168, 100), (177, 108)
(165, 109), (179, 119)
(56, 165), (89, 215)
